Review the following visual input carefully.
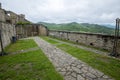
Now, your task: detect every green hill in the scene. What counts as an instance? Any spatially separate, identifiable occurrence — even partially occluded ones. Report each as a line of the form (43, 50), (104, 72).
(38, 22), (115, 35)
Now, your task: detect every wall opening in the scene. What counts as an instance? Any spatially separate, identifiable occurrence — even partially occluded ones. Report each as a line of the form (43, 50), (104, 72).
(90, 43), (94, 46)
(76, 40), (78, 43)
(6, 20), (11, 23)
(104, 38), (108, 43)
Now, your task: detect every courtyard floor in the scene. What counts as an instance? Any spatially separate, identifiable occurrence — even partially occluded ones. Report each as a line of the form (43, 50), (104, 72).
(34, 37), (114, 80)
(0, 36), (120, 80)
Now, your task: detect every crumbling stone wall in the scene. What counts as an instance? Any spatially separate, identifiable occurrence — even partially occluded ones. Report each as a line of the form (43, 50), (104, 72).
(0, 3), (29, 25)
(5, 11), (28, 24)
(16, 24), (48, 39)
(0, 22), (16, 51)
(0, 3), (48, 53)
(49, 30), (120, 54)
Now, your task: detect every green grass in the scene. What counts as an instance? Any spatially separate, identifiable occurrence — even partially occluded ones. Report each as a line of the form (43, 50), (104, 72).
(1, 39), (63, 80)
(41, 36), (120, 80)
(5, 39), (38, 53)
(41, 37), (59, 45)
(0, 50), (63, 80)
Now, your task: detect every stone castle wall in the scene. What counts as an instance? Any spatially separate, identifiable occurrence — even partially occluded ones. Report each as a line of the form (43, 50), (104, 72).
(49, 30), (120, 54)
(0, 22), (16, 51)
(0, 3), (48, 53)
(0, 8), (27, 24)
(15, 24), (48, 39)
(0, 4), (22, 52)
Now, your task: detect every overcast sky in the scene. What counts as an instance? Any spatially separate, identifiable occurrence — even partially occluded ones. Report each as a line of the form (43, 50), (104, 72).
(0, 0), (120, 24)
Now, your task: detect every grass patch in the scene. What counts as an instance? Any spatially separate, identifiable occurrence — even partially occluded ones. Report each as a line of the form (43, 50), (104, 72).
(41, 37), (60, 45)
(0, 50), (63, 80)
(5, 39), (38, 53)
(42, 36), (120, 80)
(1, 38), (63, 80)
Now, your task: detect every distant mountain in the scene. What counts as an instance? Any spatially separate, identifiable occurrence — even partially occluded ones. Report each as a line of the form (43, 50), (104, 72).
(102, 24), (115, 28)
(38, 22), (115, 35)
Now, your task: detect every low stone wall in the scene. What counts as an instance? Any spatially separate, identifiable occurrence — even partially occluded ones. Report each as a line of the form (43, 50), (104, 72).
(0, 22), (16, 52)
(49, 30), (120, 54)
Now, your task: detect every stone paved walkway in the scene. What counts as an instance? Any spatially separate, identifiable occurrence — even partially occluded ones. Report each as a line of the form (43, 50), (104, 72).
(33, 37), (114, 80)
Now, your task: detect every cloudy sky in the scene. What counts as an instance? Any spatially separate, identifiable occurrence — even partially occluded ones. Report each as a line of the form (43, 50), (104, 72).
(0, 0), (120, 24)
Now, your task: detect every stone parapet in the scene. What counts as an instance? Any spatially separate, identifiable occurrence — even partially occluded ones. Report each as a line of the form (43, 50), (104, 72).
(49, 30), (120, 55)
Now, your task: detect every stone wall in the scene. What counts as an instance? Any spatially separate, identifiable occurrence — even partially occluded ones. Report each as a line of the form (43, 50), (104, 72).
(49, 30), (120, 54)
(0, 22), (16, 51)
(0, 3), (29, 25)
(0, 8), (6, 22)
(0, 3), (48, 53)
(38, 24), (48, 36)
(16, 24), (48, 39)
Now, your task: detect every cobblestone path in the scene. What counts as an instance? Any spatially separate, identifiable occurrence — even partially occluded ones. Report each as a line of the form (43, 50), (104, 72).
(33, 37), (114, 80)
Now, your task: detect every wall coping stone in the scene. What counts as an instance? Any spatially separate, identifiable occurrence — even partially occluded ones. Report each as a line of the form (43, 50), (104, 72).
(49, 30), (120, 38)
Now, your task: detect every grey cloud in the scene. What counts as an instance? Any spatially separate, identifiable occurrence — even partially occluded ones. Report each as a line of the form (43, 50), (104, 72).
(0, 0), (120, 24)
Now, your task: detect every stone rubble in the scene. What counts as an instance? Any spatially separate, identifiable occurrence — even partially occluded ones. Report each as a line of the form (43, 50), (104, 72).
(33, 37), (114, 80)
